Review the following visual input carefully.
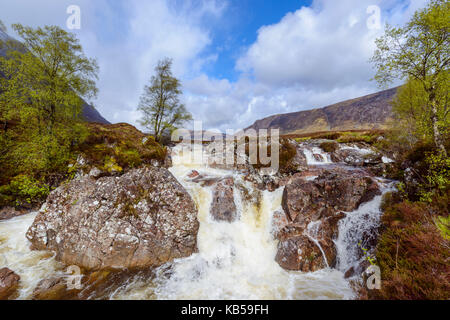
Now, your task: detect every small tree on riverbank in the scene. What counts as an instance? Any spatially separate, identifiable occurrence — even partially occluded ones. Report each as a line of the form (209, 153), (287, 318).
(137, 58), (192, 143)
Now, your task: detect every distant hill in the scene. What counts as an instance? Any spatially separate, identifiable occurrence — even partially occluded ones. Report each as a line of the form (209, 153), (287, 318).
(247, 87), (398, 135)
(0, 29), (110, 124)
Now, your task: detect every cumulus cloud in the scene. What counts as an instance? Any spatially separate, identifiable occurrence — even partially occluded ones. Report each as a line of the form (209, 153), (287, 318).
(186, 0), (428, 131)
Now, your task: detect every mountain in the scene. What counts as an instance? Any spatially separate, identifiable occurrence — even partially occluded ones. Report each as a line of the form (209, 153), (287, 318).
(247, 87), (398, 135)
(0, 29), (110, 124)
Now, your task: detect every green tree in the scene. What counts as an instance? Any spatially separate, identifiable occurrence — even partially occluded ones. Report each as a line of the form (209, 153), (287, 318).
(138, 58), (192, 143)
(0, 24), (98, 184)
(371, 0), (449, 156)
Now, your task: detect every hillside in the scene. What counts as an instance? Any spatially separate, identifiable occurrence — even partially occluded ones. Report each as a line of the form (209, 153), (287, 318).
(247, 87), (398, 135)
(0, 29), (110, 124)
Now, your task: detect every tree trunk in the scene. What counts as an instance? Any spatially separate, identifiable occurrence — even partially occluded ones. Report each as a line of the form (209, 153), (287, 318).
(430, 96), (447, 157)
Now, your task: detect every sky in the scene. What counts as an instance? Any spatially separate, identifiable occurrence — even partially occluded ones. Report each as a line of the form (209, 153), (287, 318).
(0, 0), (429, 132)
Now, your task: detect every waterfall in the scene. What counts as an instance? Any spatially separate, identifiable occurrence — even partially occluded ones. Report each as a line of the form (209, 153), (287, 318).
(335, 180), (395, 274)
(111, 143), (353, 300)
(303, 147), (333, 165)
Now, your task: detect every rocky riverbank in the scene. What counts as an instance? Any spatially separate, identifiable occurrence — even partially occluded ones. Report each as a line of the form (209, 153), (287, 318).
(0, 137), (396, 300)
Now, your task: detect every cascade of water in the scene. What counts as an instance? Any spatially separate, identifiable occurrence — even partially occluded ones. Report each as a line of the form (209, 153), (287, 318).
(334, 180), (395, 274)
(112, 143), (354, 300)
(303, 147), (333, 165)
(0, 213), (63, 299)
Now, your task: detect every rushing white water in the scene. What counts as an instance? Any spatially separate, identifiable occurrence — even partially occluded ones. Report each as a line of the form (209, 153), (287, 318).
(0, 213), (63, 299)
(340, 144), (374, 156)
(112, 143), (353, 300)
(303, 147), (333, 165)
(335, 180), (394, 274)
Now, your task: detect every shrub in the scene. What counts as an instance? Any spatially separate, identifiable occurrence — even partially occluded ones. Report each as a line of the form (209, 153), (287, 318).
(418, 153), (450, 204)
(319, 141), (338, 153)
(363, 201), (450, 300)
(1, 174), (50, 206)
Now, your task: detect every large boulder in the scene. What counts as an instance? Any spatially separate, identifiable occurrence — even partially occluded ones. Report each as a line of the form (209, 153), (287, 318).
(275, 233), (327, 272)
(210, 178), (237, 222)
(274, 212), (346, 272)
(282, 169), (380, 224)
(0, 268), (20, 300)
(275, 168), (380, 273)
(26, 167), (199, 271)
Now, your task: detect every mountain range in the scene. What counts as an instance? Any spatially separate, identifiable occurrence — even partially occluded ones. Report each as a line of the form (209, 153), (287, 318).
(246, 87), (398, 135)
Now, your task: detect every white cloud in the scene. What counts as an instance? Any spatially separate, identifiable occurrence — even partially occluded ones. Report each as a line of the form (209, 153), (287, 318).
(185, 0), (429, 131)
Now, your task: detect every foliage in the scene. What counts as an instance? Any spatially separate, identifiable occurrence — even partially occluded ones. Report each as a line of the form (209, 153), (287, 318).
(0, 24), (98, 205)
(0, 175), (50, 206)
(76, 123), (167, 172)
(418, 152), (450, 203)
(137, 58), (192, 143)
(319, 141), (338, 153)
(435, 215), (450, 240)
(371, 0), (449, 155)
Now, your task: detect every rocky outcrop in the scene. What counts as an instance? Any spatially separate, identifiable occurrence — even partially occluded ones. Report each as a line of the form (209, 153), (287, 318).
(210, 178), (237, 222)
(26, 167), (199, 271)
(330, 145), (382, 167)
(282, 169), (380, 224)
(31, 269), (151, 300)
(274, 169), (381, 272)
(0, 268), (20, 300)
(276, 234), (326, 271)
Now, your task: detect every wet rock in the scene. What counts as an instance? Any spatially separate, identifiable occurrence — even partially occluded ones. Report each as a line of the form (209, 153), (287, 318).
(26, 167), (199, 271)
(330, 144), (382, 167)
(275, 235), (327, 272)
(0, 268), (20, 300)
(281, 179), (324, 223)
(344, 267), (355, 279)
(271, 210), (290, 239)
(32, 276), (72, 300)
(291, 146), (308, 171)
(210, 178), (237, 222)
(0, 206), (33, 221)
(188, 170), (200, 178)
(313, 154), (324, 162)
(32, 269), (151, 300)
(282, 170), (381, 224)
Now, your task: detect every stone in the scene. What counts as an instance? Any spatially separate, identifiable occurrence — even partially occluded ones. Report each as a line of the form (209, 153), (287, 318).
(0, 268), (20, 300)
(210, 178), (237, 222)
(26, 167), (199, 271)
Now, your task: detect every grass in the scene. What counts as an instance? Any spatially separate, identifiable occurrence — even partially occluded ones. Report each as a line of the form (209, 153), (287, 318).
(75, 123), (167, 172)
(286, 129), (386, 145)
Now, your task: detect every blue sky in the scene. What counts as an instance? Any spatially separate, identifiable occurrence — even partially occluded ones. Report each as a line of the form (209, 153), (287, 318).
(0, 0), (428, 131)
(198, 0), (313, 81)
